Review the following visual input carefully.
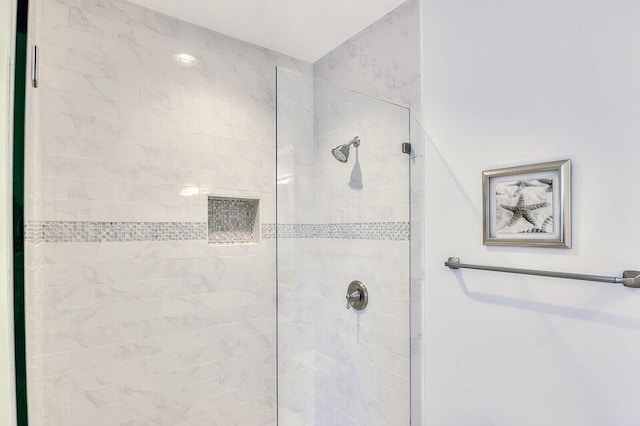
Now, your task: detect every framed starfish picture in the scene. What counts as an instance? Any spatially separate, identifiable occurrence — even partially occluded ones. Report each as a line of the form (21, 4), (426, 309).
(483, 160), (571, 248)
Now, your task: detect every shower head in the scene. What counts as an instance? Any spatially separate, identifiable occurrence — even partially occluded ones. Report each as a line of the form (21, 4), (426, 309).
(331, 145), (350, 163)
(331, 136), (361, 163)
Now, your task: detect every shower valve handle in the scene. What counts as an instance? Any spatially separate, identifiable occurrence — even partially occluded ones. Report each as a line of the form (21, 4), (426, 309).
(344, 281), (368, 311)
(345, 291), (361, 310)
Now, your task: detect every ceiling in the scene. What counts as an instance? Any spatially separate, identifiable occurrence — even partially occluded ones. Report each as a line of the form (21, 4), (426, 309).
(127, 0), (406, 62)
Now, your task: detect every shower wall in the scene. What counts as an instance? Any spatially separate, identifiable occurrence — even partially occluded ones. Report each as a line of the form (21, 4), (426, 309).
(276, 2), (423, 419)
(311, 80), (411, 426)
(313, 0), (426, 419)
(277, 70), (411, 426)
(313, 0), (422, 116)
(299, 0), (424, 424)
(24, 0), (310, 424)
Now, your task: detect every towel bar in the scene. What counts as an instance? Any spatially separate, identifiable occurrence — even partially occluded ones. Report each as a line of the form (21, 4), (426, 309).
(445, 257), (640, 288)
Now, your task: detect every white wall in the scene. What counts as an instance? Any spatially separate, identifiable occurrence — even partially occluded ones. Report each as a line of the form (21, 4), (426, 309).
(423, 0), (640, 424)
(0, 0), (16, 424)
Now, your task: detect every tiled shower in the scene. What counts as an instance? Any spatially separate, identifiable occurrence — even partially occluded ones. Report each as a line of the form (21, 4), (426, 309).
(276, 70), (414, 425)
(21, 0), (423, 424)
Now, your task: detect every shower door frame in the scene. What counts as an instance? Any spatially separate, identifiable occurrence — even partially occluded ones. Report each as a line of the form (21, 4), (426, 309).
(10, 0), (31, 424)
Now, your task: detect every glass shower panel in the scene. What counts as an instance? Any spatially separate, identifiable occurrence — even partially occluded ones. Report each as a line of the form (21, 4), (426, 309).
(276, 68), (411, 426)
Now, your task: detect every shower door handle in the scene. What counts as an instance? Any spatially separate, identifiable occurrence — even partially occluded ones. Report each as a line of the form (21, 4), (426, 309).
(31, 45), (39, 88)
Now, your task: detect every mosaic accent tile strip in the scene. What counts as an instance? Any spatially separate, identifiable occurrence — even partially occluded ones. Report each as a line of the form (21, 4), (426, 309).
(275, 222), (410, 241)
(24, 221), (207, 243)
(262, 223), (277, 240)
(24, 222), (46, 244)
(208, 196), (259, 245)
(24, 221), (409, 243)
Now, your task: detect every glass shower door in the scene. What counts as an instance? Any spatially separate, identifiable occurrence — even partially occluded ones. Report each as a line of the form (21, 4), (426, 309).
(276, 68), (411, 426)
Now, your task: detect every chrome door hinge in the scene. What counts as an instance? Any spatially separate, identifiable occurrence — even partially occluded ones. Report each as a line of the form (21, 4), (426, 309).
(31, 44), (39, 88)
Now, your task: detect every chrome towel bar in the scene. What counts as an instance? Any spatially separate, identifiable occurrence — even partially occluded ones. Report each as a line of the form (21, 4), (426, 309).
(445, 257), (640, 288)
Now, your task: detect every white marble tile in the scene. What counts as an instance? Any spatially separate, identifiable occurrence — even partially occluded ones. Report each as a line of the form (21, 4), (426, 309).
(42, 0), (70, 26)
(313, 0), (421, 116)
(68, 384), (119, 414)
(42, 286), (95, 310)
(67, 178), (117, 201)
(38, 42), (69, 69)
(40, 22), (96, 53)
(40, 65), (94, 95)
(36, 176), (67, 200)
(277, 59), (415, 424)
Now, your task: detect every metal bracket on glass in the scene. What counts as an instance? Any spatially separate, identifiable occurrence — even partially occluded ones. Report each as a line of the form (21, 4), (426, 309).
(445, 257), (640, 288)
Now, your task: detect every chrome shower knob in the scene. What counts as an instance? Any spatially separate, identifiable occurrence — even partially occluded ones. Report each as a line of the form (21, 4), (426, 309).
(345, 280), (368, 311)
(345, 291), (361, 309)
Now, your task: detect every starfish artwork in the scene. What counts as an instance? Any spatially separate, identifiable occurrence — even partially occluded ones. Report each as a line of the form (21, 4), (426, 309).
(485, 161), (569, 246)
(500, 194), (548, 227)
(507, 180), (539, 195)
(538, 178), (554, 192)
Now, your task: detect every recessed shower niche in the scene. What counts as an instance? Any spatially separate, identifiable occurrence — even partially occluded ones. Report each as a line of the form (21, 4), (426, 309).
(207, 196), (261, 245)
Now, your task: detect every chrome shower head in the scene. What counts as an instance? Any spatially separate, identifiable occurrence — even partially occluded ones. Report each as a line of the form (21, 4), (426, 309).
(331, 144), (350, 163)
(331, 136), (360, 163)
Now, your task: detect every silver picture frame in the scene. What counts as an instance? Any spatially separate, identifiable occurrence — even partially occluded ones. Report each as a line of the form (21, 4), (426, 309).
(483, 159), (571, 248)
